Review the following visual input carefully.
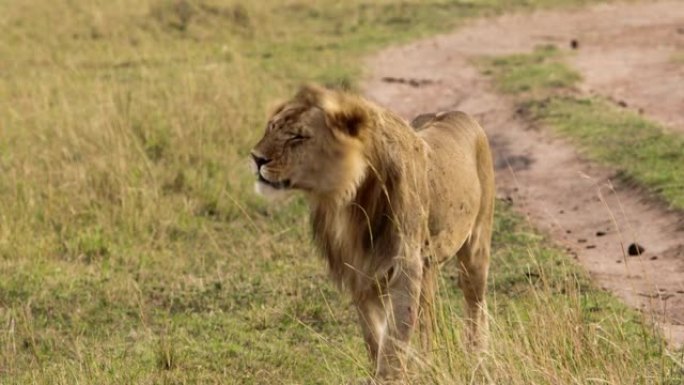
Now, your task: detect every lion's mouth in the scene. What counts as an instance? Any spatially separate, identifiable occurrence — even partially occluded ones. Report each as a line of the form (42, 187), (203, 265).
(258, 174), (292, 190)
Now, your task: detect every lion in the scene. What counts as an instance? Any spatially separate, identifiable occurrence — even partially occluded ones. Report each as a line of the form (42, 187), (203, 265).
(251, 84), (495, 383)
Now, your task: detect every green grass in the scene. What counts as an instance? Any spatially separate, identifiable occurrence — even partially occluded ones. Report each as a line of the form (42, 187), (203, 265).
(529, 97), (684, 208)
(482, 45), (581, 94)
(482, 45), (684, 210)
(1, 0), (682, 384)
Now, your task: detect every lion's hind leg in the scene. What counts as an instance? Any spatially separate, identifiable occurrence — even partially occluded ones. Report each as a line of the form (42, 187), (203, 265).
(456, 231), (490, 350)
(458, 130), (495, 351)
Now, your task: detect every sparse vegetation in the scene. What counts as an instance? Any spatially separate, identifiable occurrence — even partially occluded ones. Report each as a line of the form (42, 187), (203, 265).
(1, 0), (682, 384)
(481, 45), (581, 94)
(482, 45), (684, 209)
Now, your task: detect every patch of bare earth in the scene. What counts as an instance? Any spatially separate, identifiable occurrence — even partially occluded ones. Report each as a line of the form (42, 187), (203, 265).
(364, 0), (684, 347)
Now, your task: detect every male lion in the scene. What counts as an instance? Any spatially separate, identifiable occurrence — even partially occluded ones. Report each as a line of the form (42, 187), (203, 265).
(251, 85), (494, 383)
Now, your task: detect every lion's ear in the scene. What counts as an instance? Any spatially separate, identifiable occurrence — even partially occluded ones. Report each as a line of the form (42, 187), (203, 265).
(296, 84), (367, 137)
(324, 97), (368, 137)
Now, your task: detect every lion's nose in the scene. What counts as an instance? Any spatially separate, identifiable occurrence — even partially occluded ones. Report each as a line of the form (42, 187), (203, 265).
(251, 152), (271, 169)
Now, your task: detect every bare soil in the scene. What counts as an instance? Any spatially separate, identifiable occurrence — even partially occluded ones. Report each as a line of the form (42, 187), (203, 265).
(364, 0), (684, 347)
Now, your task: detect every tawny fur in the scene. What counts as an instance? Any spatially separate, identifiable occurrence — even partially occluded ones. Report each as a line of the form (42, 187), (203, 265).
(251, 85), (495, 383)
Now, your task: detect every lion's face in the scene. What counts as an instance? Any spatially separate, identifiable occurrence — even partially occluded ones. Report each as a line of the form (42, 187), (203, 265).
(251, 90), (367, 200)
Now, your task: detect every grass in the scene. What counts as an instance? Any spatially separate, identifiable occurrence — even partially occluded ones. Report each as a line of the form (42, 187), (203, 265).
(1, 0), (682, 384)
(481, 45), (581, 94)
(416, 201), (681, 384)
(482, 45), (684, 210)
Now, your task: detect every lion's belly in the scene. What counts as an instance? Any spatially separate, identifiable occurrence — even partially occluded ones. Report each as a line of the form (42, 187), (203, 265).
(420, 117), (482, 263)
(426, 181), (480, 264)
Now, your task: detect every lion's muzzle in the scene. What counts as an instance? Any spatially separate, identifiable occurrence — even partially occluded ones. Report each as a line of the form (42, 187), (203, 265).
(250, 151), (292, 193)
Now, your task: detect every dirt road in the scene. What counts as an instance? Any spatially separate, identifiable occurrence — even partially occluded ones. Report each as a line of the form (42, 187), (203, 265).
(364, 0), (684, 347)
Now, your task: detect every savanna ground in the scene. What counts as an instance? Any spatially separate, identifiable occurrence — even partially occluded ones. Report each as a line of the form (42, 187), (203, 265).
(1, 1), (683, 384)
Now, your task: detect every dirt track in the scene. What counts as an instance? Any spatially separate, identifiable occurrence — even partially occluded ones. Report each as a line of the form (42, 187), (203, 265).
(364, 0), (684, 347)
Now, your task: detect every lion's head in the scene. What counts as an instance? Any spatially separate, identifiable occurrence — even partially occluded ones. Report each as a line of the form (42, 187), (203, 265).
(251, 85), (370, 202)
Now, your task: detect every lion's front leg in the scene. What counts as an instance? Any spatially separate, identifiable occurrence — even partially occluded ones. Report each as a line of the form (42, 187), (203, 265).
(356, 293), (384, 366)
(374, 253), (422, 382)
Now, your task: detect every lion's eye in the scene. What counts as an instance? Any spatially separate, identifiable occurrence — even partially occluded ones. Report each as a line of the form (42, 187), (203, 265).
(286, 133), (309, 143)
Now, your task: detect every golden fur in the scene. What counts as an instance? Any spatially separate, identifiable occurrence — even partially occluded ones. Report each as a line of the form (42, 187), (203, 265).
(251, 85), (495, 383)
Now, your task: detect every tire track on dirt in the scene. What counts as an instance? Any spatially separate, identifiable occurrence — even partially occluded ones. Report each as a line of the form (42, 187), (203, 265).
(364, 0), (684, 347)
